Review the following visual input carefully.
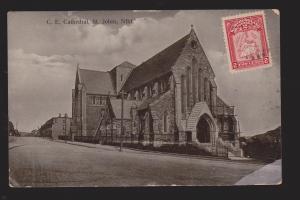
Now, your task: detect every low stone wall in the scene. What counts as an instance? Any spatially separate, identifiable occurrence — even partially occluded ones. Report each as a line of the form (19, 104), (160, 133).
(100, 133), (179, 147)
(58, 135), (71, 141)
(104, 142), (213, 157)
(100, 132), (139, 144)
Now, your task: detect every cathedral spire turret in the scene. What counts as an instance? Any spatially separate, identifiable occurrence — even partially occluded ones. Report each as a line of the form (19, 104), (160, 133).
(190, 24), (194, 33)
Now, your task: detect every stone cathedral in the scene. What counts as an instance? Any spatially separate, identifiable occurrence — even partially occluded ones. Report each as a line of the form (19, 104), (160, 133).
(72, 27), (242, 156)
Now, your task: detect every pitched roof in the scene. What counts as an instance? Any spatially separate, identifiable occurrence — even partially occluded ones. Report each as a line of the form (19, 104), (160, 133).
(110, 61), (136, 72)
(216, 96), (229, 107)
(121, 32), (191, 92)
(78, 68), (116, 95)
(109, 99), (141, 119)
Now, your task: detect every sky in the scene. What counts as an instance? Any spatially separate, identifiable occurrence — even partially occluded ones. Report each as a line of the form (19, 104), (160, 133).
(8, 10), (280, 136)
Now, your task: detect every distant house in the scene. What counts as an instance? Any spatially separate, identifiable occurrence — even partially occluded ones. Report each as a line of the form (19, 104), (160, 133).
(39, 113), (71, 139)
(31, 129), (39, 136)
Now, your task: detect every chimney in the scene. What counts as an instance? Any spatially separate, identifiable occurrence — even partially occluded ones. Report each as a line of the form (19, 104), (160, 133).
(65, 113), (67, 117)
(59, 113), (61, 117)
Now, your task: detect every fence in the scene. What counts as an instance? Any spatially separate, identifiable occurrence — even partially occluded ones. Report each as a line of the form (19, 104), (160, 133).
(74, 136), (100, 144)
(69, 132), (229, 158)
(58, 135), (71, 140)
(100, 133), (140, 144)
(99, 133), (177, 145)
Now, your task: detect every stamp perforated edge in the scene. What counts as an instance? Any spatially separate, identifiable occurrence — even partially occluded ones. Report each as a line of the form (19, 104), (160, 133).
(221, 10), (273, 73)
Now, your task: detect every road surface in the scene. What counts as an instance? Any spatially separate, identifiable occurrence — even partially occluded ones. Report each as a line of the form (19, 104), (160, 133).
(9, 137), (264, 187)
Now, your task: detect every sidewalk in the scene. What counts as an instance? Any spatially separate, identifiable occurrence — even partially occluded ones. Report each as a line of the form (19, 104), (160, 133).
(54, 139), (121, 151)
(54, 139), (265, 165)
(235, 159), (282, 185)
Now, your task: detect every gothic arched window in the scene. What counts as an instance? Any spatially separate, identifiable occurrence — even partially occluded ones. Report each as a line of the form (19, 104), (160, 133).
(198, 68), (202, 101)
(181, 75), (186, 114)
(163, 111), (168, 133)
(186, 66), (191, 109)
(210, 83), (213, 110)
(192, 58), (197, 105)
(204, 77), (209, 102)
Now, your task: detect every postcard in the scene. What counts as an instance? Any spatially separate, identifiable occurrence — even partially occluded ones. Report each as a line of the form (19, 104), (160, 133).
(8, 10), (281, 187)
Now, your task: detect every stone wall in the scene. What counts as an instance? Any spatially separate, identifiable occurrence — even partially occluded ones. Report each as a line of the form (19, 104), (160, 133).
(114, 119), (132, 135)
(172, 30), (217, 125)
(149, 90), (177, 144)
(73, 85), (83, 136)
(131, 108), (139, 135)
(86, 105), (104, 136)
(85, 94), (117, 136)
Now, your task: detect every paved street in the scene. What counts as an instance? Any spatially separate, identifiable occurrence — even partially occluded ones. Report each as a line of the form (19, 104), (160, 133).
(9, 137), (264, 187)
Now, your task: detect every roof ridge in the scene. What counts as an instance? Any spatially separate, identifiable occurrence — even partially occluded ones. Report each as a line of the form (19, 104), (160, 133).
(109, 61), (136, 73)
(79, 68), (116, 95)
(137, 32), (190, 68)
(79, 68), (107, 73)
(120, 61), (135, 66)
(121, 31), (192, 92)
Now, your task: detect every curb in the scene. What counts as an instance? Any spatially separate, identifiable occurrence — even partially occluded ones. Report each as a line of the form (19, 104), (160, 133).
(9, 144), (26, 150)
(123, 147), (264, 165)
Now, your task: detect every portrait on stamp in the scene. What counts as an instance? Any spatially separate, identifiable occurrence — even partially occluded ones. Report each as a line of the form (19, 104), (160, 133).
(223, 11), (272, 72)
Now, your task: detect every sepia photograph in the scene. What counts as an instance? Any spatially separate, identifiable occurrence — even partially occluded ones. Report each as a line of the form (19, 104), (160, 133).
(8, 10), (281, 187)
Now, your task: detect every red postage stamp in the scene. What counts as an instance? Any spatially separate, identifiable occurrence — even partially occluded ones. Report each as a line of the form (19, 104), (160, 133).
(223, 11), (272, 72)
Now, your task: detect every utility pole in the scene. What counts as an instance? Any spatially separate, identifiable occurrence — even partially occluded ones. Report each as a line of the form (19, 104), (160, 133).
(104, 92), (110, 144)
(119, 90), (126, 152)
